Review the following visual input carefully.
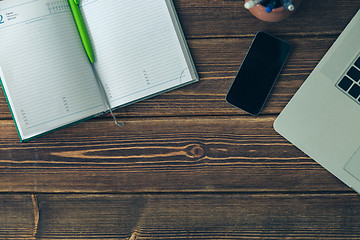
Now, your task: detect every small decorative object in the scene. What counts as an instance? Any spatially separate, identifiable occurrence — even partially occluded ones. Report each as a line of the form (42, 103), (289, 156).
(244, 0), (301, 22)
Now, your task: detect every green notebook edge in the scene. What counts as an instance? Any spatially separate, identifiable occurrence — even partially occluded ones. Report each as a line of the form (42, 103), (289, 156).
(0, 76), (23, 142)
(0, 76), (105, 142)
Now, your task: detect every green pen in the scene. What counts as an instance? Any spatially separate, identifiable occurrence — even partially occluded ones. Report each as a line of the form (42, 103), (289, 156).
(68, 0), (94, 63)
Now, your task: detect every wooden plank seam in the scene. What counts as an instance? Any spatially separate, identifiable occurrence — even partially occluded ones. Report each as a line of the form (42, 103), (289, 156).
(31, 194), (40, 238)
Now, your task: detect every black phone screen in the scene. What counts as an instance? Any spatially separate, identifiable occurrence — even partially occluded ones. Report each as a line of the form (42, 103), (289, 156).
(226, 31), (291, 115)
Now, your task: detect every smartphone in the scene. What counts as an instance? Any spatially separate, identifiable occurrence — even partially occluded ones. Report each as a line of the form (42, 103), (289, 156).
(226, 31), (291, 116)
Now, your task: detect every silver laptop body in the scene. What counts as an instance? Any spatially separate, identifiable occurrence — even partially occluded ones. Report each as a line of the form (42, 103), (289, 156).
(274, 9), (360, 193)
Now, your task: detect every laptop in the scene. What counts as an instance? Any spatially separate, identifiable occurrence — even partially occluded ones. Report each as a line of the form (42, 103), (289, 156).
(274, 9), (360, 193)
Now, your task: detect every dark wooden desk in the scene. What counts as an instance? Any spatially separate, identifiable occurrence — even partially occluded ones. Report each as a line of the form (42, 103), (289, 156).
(1, 0), (360, 239)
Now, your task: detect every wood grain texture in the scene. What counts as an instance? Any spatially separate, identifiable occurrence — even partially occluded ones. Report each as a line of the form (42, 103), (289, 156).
(0, 194), (35, 239)
(2, 194), (360, 239)
(0, 117), (350, 193)
(174, 0), (360, 38)
(1, 0), (360, 239)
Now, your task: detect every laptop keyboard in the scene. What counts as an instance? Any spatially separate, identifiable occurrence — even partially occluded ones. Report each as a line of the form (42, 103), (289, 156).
(337, 56), (360, 101)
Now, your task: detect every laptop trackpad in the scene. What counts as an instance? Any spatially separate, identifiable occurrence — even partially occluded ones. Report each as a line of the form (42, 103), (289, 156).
(344, 146), (360, 181)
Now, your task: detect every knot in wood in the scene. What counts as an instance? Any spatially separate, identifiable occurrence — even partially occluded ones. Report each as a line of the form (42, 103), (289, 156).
(186, 143), (205, 159)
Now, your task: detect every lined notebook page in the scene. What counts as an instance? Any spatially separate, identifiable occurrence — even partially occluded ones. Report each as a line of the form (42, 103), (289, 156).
(81, 0), (195, 108)
(0, 0), (106, 140)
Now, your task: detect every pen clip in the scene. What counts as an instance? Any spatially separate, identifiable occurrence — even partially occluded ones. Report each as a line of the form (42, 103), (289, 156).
(73, 0), (80, 5)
